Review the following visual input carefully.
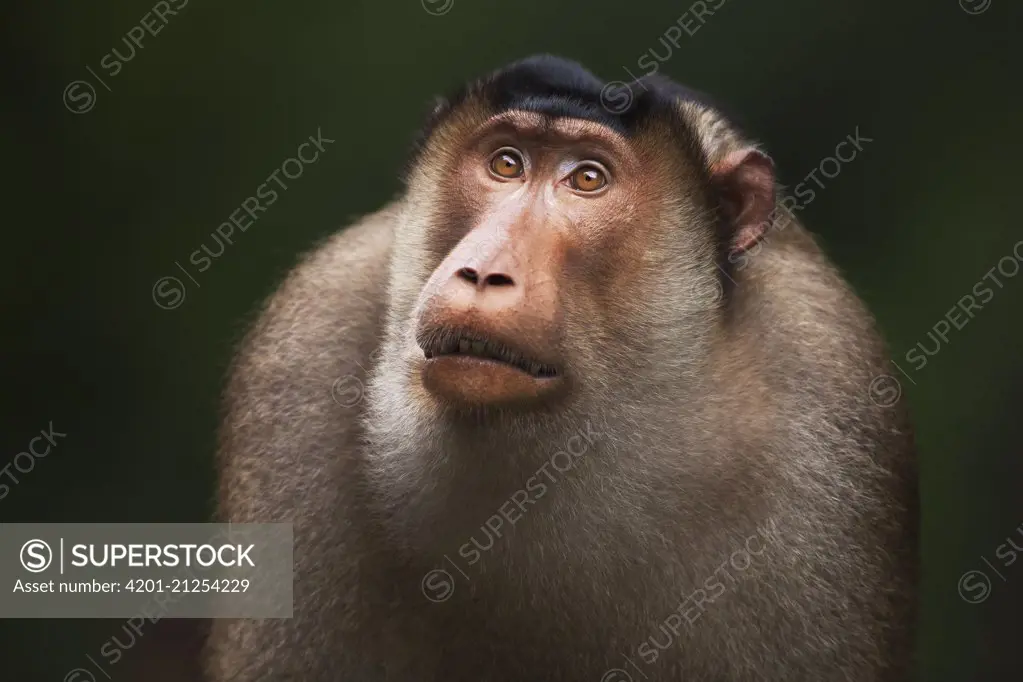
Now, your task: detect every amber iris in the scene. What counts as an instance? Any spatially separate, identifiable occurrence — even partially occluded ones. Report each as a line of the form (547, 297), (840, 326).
(571, 165), (607, 192)
(490, 149), (524, 178)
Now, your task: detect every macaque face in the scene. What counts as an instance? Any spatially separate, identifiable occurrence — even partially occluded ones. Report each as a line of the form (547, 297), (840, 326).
(408, 109), (722, 409)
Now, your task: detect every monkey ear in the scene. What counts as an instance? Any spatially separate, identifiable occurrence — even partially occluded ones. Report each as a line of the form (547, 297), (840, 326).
(710, 149), (776, 254)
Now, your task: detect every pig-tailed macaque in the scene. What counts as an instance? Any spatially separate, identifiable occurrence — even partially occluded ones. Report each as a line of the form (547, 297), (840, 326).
(207, 55), (917, 681)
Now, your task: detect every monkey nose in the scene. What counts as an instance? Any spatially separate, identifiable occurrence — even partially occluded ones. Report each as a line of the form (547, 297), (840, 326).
(456, 266), (516, 291)
(438, 263), (526, 317)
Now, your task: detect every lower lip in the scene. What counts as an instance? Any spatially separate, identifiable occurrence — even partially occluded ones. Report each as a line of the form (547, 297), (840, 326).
(420, 355), (561, 405)
(428, 353), (549, 375)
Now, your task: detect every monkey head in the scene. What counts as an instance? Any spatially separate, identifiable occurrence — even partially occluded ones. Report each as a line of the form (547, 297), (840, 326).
(375, 55), (775, 419)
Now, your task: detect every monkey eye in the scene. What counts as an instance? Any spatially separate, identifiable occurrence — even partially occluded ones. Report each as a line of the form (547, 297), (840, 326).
(568, 163), (608, 193)
(489, 148), (525, 179)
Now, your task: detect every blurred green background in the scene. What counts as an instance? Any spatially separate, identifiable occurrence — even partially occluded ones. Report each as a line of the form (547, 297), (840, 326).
(2, 0), (1021, 679)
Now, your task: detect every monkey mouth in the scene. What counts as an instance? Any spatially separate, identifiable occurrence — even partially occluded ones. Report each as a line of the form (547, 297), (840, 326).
(419, 331), (559, 379)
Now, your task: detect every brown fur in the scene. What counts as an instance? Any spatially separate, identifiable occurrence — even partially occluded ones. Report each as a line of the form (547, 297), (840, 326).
(206, 58), (917, 682)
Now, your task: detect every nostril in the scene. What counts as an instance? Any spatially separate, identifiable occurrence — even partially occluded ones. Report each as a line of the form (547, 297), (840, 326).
(456, 268), (515, 289)
(457, 267), (479, 284)
(483, 273), (515, 287)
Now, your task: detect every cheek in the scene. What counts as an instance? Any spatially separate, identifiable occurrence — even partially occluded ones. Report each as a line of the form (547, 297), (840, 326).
(557, 197), (711, 351)
(419, 165), (489, 266)
(560, 190), (662, 295)
(554, 224), (646, 355)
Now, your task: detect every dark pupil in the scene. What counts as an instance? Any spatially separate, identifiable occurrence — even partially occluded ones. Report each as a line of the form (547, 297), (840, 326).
(500, 155), (517, 172)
